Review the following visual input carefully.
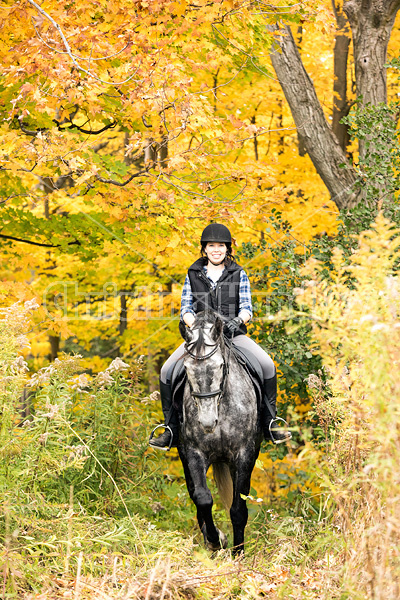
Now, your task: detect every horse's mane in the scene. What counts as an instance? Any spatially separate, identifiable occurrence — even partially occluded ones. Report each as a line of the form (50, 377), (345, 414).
(187, 311), (222, 358)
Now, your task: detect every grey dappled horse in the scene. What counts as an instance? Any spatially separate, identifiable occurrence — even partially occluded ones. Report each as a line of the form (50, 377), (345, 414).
(178, 311), (262, 555)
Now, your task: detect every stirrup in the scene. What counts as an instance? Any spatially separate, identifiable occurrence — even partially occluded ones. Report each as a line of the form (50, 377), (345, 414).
(148, 424), (174, 451)
(268, 417), (292, 445)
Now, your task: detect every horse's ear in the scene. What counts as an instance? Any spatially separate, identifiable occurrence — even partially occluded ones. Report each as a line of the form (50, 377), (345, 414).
(179, 320), (192, 342)
(212, 317), (223, 341)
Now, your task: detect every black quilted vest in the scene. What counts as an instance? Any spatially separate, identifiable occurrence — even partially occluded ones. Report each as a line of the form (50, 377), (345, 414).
(187, 257), (248, 336)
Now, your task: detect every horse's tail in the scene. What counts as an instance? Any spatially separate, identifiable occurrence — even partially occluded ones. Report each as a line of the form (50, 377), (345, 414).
(212, 463), (233, 512)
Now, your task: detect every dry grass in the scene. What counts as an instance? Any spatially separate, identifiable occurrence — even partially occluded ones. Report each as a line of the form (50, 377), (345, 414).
(19, 547), (339, 600)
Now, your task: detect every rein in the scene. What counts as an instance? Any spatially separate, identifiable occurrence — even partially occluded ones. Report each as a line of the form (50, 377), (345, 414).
(185, 342), (219, 361)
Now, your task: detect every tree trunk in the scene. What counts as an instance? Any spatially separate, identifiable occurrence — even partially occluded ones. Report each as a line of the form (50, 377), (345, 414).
(147, 346), (159, 393)
(20, 387), (32, 419)
(144, 138), (157, 164)
(295, 24), (307, 156)
(268, 24), (359, 210)
(158, 134), (169, 169)
(268, 2), (400, 209)
(119, 292), (128, 337)
(116, 292), (128, 357)
(297, 131), (307, 157)
(213, 68), (219, 114)
(277, 99), (284, 156)
(251, 114), (259, 161)
(49, 334), (60, 362)
(332, 1), (351, 151)
(343, 0), (400, 158)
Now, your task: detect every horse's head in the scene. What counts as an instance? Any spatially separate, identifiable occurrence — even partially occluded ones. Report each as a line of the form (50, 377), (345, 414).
(180, 312), (225, 433)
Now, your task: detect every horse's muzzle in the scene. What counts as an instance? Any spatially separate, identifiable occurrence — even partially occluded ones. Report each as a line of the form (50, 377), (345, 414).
(201, 419), (218, 434)
(198, 411), (218, 434)
(195, 394), (220, 434)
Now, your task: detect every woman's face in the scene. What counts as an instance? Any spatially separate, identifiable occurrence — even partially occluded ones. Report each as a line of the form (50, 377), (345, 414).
(204, 242), (227, 265)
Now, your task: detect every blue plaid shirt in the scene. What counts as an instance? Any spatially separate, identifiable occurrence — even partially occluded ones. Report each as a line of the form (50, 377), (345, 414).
(180, 266), (253, 320)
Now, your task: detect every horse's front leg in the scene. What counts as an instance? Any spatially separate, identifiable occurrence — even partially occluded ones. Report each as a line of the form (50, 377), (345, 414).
(186, 448), (223, 550)
(179, 448), (206, 534)
(230, 452), (257, 556)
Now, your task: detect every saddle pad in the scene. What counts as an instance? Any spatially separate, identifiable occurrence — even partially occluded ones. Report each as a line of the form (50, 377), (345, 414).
(230, 345), (264, 388)
(229, 344), (263, 408)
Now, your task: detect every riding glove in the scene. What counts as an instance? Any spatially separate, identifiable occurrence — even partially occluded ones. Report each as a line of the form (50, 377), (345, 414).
(224, 316), (244, 336)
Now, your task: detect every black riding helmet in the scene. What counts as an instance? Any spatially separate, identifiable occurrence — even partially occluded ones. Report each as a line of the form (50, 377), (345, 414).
(201, 223), (232, 244)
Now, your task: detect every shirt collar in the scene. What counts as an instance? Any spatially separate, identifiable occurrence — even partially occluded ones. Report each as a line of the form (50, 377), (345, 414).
(203, 264), (226, 275)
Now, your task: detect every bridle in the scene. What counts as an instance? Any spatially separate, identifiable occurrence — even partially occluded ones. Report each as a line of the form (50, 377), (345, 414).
(185, 341), (220, 362)
(184, 333), (232, 402)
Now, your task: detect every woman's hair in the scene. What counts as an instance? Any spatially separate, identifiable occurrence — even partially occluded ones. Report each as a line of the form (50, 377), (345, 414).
(200, 242), (234, 265)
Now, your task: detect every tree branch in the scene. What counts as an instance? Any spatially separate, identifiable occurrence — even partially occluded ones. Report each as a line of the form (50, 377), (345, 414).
(55, 119), (117, 135)
(18, 121), (47, 137)
(19, 115), (117, 136)
(0, 233), (81, 247)
(389, 0), (400, 18)
(142, 115), (152, 128)
(95, 167), (149, 186)
(27, 0), (140, 86)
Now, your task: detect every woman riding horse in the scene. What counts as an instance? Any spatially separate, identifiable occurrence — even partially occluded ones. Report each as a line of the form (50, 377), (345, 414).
(149, 223), (292, 449)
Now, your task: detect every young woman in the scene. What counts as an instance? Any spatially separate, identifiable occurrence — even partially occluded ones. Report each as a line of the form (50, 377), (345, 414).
(149, 223), (292, 450)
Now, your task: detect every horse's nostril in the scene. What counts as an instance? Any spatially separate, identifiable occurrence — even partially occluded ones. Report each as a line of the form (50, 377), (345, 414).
(203, 420), (218, 433)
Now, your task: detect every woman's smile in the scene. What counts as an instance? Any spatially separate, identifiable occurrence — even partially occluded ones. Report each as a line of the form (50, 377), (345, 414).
(205, 242), (227, 264)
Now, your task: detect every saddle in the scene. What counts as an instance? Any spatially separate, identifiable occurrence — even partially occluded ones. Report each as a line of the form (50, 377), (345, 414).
(169, 341), (264, 412)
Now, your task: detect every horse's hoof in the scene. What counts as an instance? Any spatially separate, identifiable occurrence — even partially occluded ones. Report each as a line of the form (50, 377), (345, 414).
(206, 528), (228, 551)
(232, 545), (244, 557)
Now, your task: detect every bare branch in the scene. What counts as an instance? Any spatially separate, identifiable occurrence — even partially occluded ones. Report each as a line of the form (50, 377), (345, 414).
(1, 160), (38, 173)
(19, 114), (117, 136)
(55, 119), (117, 135)
(18, 120), (47, 137)
(91, 141), (110, 152)
(0, 233), (81, 247)
(142, 115), (152, 129)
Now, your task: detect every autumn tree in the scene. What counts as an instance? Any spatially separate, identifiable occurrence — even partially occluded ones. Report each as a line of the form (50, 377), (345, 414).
(267, 0), (400, 209)
(1, 0), (399, 372)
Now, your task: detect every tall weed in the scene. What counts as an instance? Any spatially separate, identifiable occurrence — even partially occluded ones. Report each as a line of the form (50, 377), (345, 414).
(298, 214), (400, 598)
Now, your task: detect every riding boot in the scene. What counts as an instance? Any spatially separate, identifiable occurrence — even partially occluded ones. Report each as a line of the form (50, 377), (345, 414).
(262, 373), (292, 444)
(149, 379), (179, 450)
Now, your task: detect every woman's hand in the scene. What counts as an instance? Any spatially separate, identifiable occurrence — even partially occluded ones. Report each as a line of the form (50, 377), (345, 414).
(224, 316), (244, 336)
(183, 313), (195, 328)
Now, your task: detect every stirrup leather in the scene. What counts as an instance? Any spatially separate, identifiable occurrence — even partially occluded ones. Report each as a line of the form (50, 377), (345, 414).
(268, 417), (291, 445)
(149, 424), (174, 451)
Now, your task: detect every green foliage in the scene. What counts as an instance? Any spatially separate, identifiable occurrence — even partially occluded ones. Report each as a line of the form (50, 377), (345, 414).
(4, 235), (400, 598)
(342, 100), (400, 210)
(238, 210), (323, 447)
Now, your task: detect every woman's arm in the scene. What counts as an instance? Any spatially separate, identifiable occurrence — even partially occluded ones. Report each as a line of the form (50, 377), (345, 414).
(180, 274), (196, 327)
(238, 270), (253, 324)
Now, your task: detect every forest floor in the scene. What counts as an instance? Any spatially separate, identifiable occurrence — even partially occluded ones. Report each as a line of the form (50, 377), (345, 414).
(18, 520), (338, 600)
